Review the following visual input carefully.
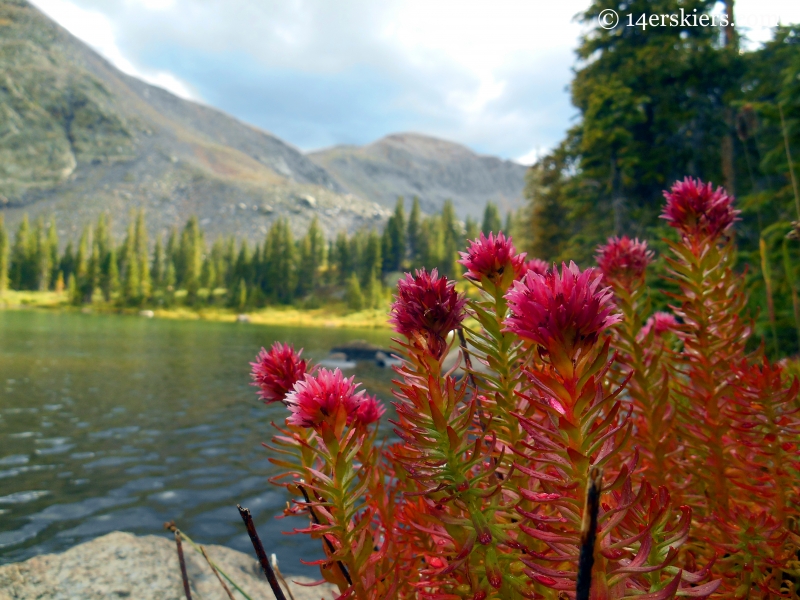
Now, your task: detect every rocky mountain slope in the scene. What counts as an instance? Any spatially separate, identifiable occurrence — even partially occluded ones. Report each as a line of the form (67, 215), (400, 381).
(309, 133), (528, 218)
(0, 0), (389, 241)
(0, 0), (529, 243)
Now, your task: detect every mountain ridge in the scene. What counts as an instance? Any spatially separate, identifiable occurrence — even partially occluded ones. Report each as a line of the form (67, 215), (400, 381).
(309, 133), (528, 218)
(1, 0), (529, 242)
(0, 0), (388, 242)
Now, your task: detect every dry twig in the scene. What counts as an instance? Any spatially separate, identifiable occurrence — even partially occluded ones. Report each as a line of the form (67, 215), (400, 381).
(237, 504), (288, 600)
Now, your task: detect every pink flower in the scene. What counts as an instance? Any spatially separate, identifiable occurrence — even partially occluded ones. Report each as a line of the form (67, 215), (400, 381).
(524, 258), (549, 277)
(504, 262), (621, 359)
(285, 368), (365, 429)
(458, 232), (527, 283)
(251, 343), (308, 404)
(390, 269), (466, 359)
(661, 177), (739, 240)
(353, 395), (385, 426)
(595, 236), (653, 285)
(637, 312), (678, 342)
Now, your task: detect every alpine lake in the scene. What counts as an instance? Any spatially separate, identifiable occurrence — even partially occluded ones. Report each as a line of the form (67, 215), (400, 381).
(0, 310), (395, 575)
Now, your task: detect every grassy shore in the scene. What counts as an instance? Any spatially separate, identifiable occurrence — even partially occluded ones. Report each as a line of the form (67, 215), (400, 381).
(0, 290), (391, 329)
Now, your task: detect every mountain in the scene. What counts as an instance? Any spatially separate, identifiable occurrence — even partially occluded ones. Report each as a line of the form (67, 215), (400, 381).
(0, 0), (390, 241)
(308, 134), (528, 218)
(0, 0), (530, 244)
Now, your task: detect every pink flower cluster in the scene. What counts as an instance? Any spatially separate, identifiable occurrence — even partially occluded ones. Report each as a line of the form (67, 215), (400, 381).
(458, 232), (527, 283)
(637, 311), (678, 341)
(596, 236), (653, 285)
(661, 177), (739, 240)
(524, 258), (549, 276)
(390, 269), (466, 359)
(504, 262), (620, 359)
(285, 368), (384, 429)
(251, 342), (309, 404)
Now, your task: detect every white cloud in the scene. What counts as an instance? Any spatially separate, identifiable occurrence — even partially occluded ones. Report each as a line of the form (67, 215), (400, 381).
(25, 0), (800, 158)
(516, 147), (548, 167)
(29, 0), (199, 100)
(128, 0), (176, 10)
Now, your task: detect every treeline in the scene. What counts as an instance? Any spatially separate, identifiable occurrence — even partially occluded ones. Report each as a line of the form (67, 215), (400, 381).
(0, 197), (509, 310)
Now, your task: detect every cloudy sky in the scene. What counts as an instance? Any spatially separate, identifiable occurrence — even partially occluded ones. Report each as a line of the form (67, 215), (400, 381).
(30, 0), (800, 163)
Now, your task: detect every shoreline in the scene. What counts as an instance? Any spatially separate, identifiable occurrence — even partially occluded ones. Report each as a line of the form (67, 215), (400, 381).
(0, 290), (391, 330)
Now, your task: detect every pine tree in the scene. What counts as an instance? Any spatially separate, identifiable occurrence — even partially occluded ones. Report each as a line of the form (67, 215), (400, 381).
(503, 212), (514, 239)
(361, 231), (382, 288)
(67, 273), (79, 305)
(75, 226), (91, 303)
(232, 277), (247, 311)
(297, 217), (325, 296)
(202, 257), (217, 304)
(121, 218), (140, 305)
(363, 271), (382, 309)
(47, 220), (59, 289)
(325, 239), (336, 285)
(10, 215), (30, 290)
(179, 217), (202, 303)
(60, 241), (75, 285)
(334, 232), (351, 286)
(211, 239), (227, 290)
(151, 235), (164, 288)
(223, 236), (237, 289)
(524, 151), (573, 261)
(0, 215), (8, 294)
(85, 239), (100, 303)
(464, 216), (479, 243)
(345, 273), (364, 311)
(440, 200), (460, 278)
(232, 240), (251, 289)
(123, 246), (140, 305)
(102, 246), (120, 301)
(135, 211), (151, 302)
(94, 214), (110, 258)
(382, 197), (406, 273)
(164, 260), (177, 307)
(165, 227), (178, 281)
(407, 196), (422, 267)
(32, 218), (51, 291)
(481, 201), (502, 235)
(418, 216), (443, 273)
(265, 219), (296, 304)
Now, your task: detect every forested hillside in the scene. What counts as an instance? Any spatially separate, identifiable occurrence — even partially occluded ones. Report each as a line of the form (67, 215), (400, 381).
(0, 199), (507, 311)
(522, 0), (800, 354)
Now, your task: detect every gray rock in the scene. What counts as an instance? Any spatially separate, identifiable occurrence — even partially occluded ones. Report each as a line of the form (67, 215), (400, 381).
(0, 531), (337, 600)
(308, 133), (528, 219)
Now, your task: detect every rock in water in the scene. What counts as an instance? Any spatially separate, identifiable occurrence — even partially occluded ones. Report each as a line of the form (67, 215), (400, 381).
(0, 531), (336, 599)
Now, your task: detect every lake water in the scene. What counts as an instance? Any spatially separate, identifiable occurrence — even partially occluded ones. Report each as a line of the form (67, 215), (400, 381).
(0, 310), (394, 575)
